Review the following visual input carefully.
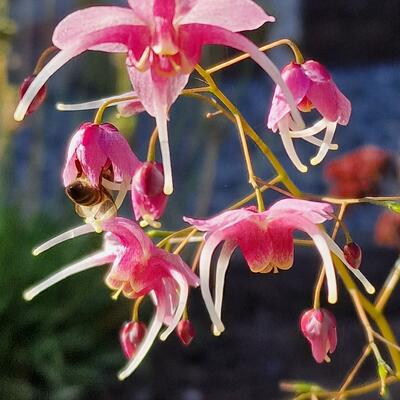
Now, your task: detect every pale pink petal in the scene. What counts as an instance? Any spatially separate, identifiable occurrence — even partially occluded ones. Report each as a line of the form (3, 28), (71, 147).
(268, 199), (334, 224)
(23, 251), (114, 301)
(183, 24), (304, 130)
(199, 231), (225, 333)
(117, 99), (146, 117)
(128, 0), (155, 24)
(267, 63), (310, 132)
(118, 288), (166, 380)
(103, 217), (153, 256)
(127, 66), (190, 117)
(153, 248), (199, 288)
(98, 123), (141, 180)
(184, 207), (257, 232)
(175, 0), (198, 21)
(179, 0), (274, 32)
(52, 6), (146, 52)
(213, 240), (236, 335)
(15, 27), (139, 122)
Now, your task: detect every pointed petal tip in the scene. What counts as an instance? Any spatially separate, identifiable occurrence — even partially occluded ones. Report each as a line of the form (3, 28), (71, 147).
(299, 165), (308, 173)
(14, 109), (24, 122)
(22, 290), (34, 301)
(213, 326), (223, 336)
(328, 293), (338, 304)
(163, 184), (173, 195)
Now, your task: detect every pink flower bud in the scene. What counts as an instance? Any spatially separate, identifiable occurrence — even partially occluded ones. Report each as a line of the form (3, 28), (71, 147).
(119, 321), (146, 359)
(19, 75), (47, 115)
(176, 320), (195, 346)
(300, 308), (337, 363)
(131, 162), (168, 225)
(344, 242), (362, 269)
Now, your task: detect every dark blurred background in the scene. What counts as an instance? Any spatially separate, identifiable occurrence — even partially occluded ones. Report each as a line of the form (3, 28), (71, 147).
(1, 0), (400, 399)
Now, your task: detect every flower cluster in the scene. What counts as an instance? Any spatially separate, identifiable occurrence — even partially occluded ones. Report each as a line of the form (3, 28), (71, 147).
(15, 0), (382, 387)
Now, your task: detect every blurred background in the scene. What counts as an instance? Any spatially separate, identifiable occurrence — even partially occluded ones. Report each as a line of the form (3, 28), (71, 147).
(1, 0), (400, 399)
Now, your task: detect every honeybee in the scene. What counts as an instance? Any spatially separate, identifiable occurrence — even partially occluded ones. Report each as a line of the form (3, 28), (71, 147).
(65, 178), (117, 222)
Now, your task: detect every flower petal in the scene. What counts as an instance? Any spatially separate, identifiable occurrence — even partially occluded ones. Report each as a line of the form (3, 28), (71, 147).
(199, 232), (225, 334)
(32, 224), (95, 256)
(15, 27), (140, 122)
(56, 91), (136, 111)
(213, 240), (236, 335)
(267, 63), (310, 132)
(179, 0), (274, 32)
(23, 251), (114, 301)
(52, 6), (145, 52)
(268, 199), (334, 224)
(159, 270), (189, 341)
(184, 207), (257, 232)
(98, 123), (140, 180)
(118, 289), (166, 380)
(310, 121), (337, 166)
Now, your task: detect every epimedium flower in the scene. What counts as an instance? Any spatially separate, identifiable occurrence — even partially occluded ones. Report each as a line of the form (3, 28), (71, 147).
(131, 161), (168, 229)
(267, 60), (351, 172)
(23, 217), (199, 380)
(15, 0), (304, 195)
(63, 122), (140, 226)
(184, 199), (374, 335)
(300, 308), (337, 363)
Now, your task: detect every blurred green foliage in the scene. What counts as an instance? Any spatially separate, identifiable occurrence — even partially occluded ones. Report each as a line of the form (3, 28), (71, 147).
(0, 209), (132, 400)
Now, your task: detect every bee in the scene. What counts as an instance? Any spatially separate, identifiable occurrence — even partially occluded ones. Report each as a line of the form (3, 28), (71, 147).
(65, 178), (117, 222)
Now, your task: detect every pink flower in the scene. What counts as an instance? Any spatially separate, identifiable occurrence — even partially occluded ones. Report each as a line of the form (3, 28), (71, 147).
(300, 308), (337, 363)
(15, 0), (304, 194)
(24, 217), (199, 380)
(131, 161), (168, 228)
(63, 122), (139, 187)
(267, 61), (351, 172)
(184, 199), (374, 335)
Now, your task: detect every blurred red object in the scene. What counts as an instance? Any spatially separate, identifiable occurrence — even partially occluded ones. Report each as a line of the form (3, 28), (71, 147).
(375, 211), (400, 250)
(324, 145), (391, 197)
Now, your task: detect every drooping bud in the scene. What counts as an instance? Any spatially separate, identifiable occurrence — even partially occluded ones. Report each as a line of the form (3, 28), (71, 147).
(344, 242), (362, 269)
(119, 321), (147, 359)
(300, 308), (337, 363)
(176, 320), (195, 346)
(131, 162), (168, 227)
(19, 75), (47, 115)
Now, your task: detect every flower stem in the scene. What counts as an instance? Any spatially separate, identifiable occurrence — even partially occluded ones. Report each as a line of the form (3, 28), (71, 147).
(33, 46), (58, 75)
(132, 296), (144, 322)
(233, 113), (265, 211)
(147, 127), (159, 162)
(93, 95), (137, 125)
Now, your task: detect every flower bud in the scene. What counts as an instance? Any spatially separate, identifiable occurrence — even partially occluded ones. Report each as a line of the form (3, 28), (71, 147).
(300, 308), (337, 363)
(19, 75), (47, 115)
(131, 162), (168, 226)
(176, 320), (195, 346)
(344, 242), (362, 269)
(119, 321), (146, 359)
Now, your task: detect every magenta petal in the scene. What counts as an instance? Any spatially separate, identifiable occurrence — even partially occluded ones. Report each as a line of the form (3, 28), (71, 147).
(53, 6), (144, 51)
(97, 124), (140, 180)
(128, 0), (155, 23)
(335, 87), (352, 126)
(306, 81), (343, 123)
(179, 0), (274, 32)
(153, 0), (176, 20)
(267, 64), (310, 131)
(302, 60), (332, 83)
